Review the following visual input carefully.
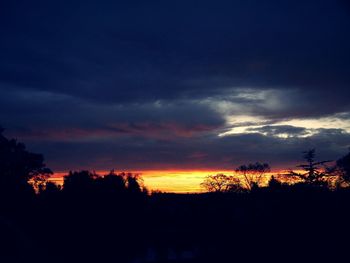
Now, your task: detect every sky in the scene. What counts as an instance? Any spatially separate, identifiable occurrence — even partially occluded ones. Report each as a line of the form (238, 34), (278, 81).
(1, 0), (350, 186)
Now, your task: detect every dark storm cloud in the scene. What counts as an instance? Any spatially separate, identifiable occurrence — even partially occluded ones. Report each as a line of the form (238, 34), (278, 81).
(0, 86), (225, 140)
(1, 0), (350, 170)
(1, 0), (349, 103)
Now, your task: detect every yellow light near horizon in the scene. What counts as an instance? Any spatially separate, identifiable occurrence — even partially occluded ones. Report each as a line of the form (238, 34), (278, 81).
(49, 169), (294, 193)
(141, 170), (233, 193)
(49, 170), (234, 193)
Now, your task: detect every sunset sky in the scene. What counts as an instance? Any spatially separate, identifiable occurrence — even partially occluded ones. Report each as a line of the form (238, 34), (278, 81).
(1, 1), (350, 192)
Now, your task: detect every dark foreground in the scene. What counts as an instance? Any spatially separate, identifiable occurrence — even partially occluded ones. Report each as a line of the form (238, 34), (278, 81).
(1, 185), (350, 263)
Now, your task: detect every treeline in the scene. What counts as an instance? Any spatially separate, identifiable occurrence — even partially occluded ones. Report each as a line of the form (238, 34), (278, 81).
(2, 128), (350, 263)
(0, 128), (150, 262)
(201, 149), (350, 193)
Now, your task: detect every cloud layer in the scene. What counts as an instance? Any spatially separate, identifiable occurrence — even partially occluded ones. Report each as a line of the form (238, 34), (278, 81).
(1, 0), (350, 171)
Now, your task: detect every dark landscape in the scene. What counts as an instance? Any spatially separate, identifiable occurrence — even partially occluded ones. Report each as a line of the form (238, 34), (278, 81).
(1, 1), (350, 262)
(1, 129), (350, 262)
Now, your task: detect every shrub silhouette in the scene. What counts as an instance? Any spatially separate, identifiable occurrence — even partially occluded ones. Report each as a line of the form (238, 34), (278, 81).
(63, 170), (98, 194)
(201, 173), (242, 193)
(235, 162), (271, 190)
(0, 127), (52, 201)
(335, 150), (350, 185)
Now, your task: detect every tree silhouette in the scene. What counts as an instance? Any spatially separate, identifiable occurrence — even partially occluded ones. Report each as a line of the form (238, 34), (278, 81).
(0, 127), (52, 194)
(200, 174), (242, 193)
(63, 170), (99, 194)
(41, 181), (61, 194)
(62, 170), (147, 197)
(96, 170), (127, 194)
(268, 176), (285, 190)
(235, 162), (271, 190)
(288, 149), (332, 186)
(334, 150), (350, 186)
(32, 174), (51, 193)
(126, 173), (143, 194)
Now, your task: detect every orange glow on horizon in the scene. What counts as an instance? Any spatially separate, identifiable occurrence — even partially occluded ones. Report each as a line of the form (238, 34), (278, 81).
(48, 169), (296, 193)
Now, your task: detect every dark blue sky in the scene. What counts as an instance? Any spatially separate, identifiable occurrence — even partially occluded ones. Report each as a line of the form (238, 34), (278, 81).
(1, 0), (350, 171)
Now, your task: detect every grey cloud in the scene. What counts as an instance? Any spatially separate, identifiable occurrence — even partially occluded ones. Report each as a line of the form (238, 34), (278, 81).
(210, 88), (350, 121)
(20, 127), (350, 172)
(0, 0), (349, 106)
(0, 87), (225, 140)
(1, 0), (350, 172)
(246, 125), (308, 137)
